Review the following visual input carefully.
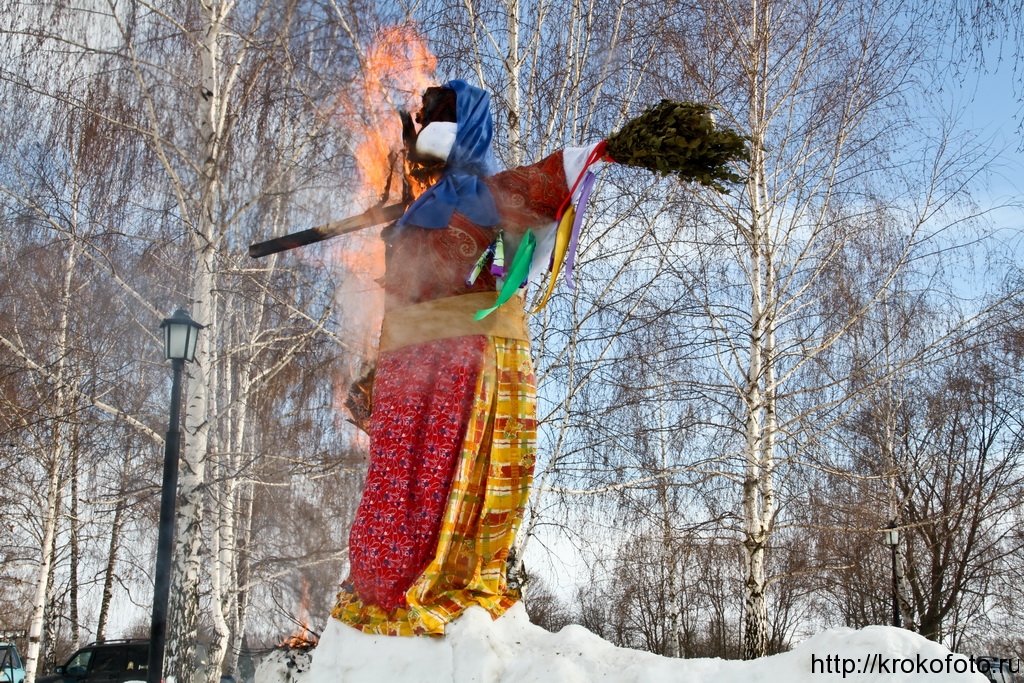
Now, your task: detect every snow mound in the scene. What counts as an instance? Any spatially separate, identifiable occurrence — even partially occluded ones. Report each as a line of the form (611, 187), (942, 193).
(254, 647), (313, 683)
(305, 603), (988, 683)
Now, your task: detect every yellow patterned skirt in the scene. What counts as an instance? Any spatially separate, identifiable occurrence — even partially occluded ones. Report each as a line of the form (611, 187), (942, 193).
(331, 336), (537, 636)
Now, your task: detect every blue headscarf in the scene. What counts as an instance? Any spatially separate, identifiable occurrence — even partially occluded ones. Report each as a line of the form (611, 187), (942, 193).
(397, 80), (500, 229)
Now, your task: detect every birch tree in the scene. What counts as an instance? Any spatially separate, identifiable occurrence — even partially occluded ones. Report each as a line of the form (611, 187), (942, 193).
(3, 1), (367, 679)
(0, 57), (161, 675)
(88, 4), (360, 678)
(650, 0), (991, 658)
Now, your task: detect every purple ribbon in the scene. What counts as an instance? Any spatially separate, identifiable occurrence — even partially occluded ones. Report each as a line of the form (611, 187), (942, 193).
(565, 171), (596, 289)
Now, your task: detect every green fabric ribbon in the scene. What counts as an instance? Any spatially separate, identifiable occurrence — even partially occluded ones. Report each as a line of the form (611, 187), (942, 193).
(474, 230), (537, 320)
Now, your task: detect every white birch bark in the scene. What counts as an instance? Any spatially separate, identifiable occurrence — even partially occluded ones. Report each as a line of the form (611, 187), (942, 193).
(96, 451), (128, 642)
(737, 235), (775, 651)
(739, 0), (776, 658)
(23, 459), (62, 683)
(739, 228), (770, 659)
(41, 531), (61, 674)
(654, 361), (682, 658)
(69, 434), (81, 651)
(165, 4), (224, 678)
(229, 482), (254, 677)
(503, 0), (522, 168)
(166, 261), (215, 683)
(878, 297), (914, 629)
(23, 244), (77, 683)
(660, 479), (682, 658)
(208, 341), (244, 683)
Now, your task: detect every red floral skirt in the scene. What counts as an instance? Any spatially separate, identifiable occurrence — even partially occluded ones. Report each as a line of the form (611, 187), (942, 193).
(347, 336), (486, 610)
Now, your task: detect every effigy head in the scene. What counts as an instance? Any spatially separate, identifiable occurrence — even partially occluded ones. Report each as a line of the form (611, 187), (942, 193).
(417, 86), (458, 126)
(397, 79), (502, 229)
(406, 80), (498, 176)
(412, 87), (458, 163)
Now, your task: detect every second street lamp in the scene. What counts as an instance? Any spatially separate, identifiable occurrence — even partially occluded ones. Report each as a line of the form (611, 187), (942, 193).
(883, 521), (902, 628)
(148, 308), (204, 683)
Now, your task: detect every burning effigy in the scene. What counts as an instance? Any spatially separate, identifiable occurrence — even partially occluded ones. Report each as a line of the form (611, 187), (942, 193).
(250, 35), (746, 639)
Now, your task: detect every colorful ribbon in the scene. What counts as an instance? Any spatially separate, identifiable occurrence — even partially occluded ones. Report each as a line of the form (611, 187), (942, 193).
(476, 140), (607, 318)
(531, 207), (576, 313)
(475, 231), (536, 320)
(466, 238), (497, 286)
(564, 170), (596, 290)
(490, 231), (505, 277)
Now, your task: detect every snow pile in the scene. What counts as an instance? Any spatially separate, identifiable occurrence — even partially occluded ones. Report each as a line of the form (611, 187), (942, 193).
(300, 603), (988, 683)
(254, 647), (313, 683)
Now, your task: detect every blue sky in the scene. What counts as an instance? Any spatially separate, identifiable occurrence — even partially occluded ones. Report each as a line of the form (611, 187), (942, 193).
(958, 64), (1024, 232)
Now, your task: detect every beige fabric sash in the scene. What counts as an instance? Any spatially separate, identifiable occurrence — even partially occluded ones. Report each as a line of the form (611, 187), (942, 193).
(379, 291), (530, 353)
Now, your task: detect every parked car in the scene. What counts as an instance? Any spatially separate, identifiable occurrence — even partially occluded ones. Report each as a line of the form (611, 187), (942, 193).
(37, 640), (149, 683)
(976, 656), (1018, 683)
(0, 642), (25, 683)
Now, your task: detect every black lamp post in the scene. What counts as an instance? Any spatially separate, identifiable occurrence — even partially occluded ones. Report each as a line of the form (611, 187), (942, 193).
(883, 521), (902, 628)
(148, 308), (203, 683)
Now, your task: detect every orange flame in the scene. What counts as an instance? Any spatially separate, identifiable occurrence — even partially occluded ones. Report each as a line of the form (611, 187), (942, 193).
(279, 629), (318, 650)
(279, 578), (319, 649)
(345, 24), (437, 206)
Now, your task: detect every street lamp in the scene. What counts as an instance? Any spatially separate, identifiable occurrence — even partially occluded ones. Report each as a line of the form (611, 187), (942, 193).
(883, 521), (902, 628)
(148, 308), (204, 683)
